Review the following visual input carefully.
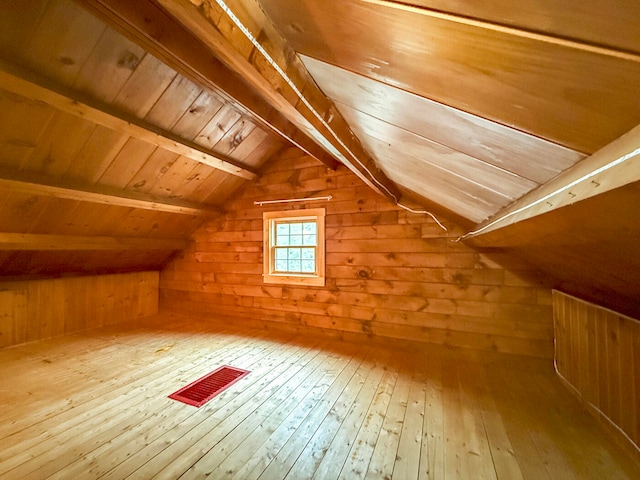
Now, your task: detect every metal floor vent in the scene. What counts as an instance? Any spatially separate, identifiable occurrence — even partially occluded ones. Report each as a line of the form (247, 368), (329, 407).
(169, 365), (250, 407)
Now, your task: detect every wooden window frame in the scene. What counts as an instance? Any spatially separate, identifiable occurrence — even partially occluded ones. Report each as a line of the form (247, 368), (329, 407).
(263, 208), (325, 286)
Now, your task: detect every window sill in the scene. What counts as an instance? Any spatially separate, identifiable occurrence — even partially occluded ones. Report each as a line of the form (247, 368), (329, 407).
(263, 274), (325, 287)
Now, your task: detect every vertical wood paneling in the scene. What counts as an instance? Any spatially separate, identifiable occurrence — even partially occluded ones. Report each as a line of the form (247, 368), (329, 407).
(0, 288), (27, 348)
(160, 153), (554, 357)
(0, 271), (158, 348)
(553, 290), (640, 462)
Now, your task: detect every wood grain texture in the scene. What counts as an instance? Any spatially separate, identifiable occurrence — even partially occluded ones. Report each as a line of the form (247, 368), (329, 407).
(553, 291), (640, 466)
(0, 0), (285, 277)
(0, 233), (187, 251)
(0, 59), (257, 180)
(390, 0), (640, 54)
(466, 180), (640, 319)
(467, 123), (640, 238)
(78, 0), (336, 169)
(153, 0), (401, 199)
(0, 314), (637, 478)
(0, 170), (218, 216)
(258, 0), (640, 154)
(0, 271), (158, 348)
(160, 152), (554, 357)
(301, 54), (584, 183)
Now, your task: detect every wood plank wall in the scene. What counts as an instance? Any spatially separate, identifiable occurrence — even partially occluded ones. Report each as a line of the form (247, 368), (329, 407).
(160, 150), (554, 357)
(553, 290), (640, 464)
(0, 271), (158, 348)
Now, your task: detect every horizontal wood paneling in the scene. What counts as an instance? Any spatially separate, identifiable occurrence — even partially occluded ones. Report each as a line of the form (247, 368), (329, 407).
(553, 291), (640, 464)
(161, 153), (554, 357)
(0, 271), (158, 348)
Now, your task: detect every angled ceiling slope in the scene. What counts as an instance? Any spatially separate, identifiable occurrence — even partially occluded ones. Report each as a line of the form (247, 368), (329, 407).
(0, 0), (290, 277)
(143, 0), (640, 315)
(256, 0), (640, 223)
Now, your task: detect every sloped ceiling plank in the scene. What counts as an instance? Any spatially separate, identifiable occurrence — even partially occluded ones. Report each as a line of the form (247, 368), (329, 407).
(465, 124), (640, 241)
(301, 55), (585, 185)
(151, 0), (401, 200)
(144, 75), (203, 131)
(0, 91), (57, 170)
(21, 0), (108, 86)
(0, 170), (218, 217)
(0, 60), (257, 180)
(0, 233), (187, 251)
(338, 104), (537, 197)
(359, 135), (508, 223)
(23, 112), (98, 178)
(258, 0), (640, 154)
(64, 126), (130, 184)
(124, 148), (179, 195)
(0, 1), (48, 63)
(110, 53), (178, 118)
(73, 27), (148, 105)
(79, 0), (339, 170)
(392, 0), (640, 54)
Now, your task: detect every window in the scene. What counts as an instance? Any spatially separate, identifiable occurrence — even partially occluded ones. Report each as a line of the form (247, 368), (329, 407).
(263, 208), (325, 286)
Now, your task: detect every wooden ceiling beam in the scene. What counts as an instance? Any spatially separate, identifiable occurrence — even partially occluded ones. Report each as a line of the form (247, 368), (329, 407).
(0, 59), (258, 180)
(362, 0), (640, 63)
(78, 0), (339, 170)
(148, 0), (401, 199)
(0, 169), (219, 217)
(0, 233), (188, 251)
(463, 123), (640, 245)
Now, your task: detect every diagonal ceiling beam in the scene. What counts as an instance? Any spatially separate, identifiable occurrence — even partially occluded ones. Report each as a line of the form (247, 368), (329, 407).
(0, 59), (258, 180)
(149, 0), (401, 200)
(0, 168), (219, 217)
(462, 123), (640, 244)
(0, 233), (188, 251)
(78, 0), (340, 170)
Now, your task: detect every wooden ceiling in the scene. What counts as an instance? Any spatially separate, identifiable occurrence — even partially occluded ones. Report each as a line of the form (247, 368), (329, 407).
(0, 0), (288, 276)
(258, 0), (640, 223)
(0, 0), (638, 316)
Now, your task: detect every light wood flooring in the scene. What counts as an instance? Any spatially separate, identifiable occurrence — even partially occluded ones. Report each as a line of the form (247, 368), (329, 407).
(0, 314), (638, 479)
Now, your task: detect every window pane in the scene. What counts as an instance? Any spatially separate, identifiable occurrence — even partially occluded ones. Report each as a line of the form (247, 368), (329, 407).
(288, 259), (301, 272)
(303, 234), (316, 246)
(289, 223), (302, 235)
(276, 234), (289, 246)
(303, 222), (316, 234)
(290, 235), (303, 246)
(288, 248), (300, 259)
(275, 259), (288, 271)
(301, 260), (315, 273)
(276, 223), (289, 236)
(275, 248), (288, 259)
(301, 248), (315, 260)
(289, 223), (303, 235)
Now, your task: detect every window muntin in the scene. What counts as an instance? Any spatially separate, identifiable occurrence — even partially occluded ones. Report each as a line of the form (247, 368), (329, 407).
(263, 209), (325, 286)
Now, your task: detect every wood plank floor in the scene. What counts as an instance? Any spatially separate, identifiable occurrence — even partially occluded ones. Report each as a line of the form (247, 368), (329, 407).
(0, 313), (638, 479)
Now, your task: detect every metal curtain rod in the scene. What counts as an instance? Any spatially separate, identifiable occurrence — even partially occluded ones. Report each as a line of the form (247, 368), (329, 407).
(253, 195), (332, 206)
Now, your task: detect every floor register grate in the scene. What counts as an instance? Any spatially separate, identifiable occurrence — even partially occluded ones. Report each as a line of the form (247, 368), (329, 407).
(168, 365), (250, 407)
